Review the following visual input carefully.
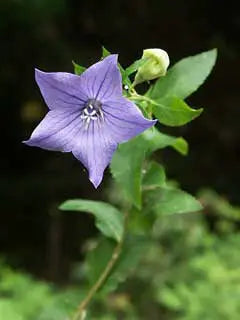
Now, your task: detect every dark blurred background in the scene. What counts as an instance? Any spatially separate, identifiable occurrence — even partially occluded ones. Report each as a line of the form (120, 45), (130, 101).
(0, 0), (239, 282)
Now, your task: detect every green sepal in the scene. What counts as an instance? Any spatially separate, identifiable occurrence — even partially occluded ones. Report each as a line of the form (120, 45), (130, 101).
(72, 60), (86, 75)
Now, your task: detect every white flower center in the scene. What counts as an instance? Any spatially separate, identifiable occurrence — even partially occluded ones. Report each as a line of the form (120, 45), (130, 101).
(81, 99), (104, 129)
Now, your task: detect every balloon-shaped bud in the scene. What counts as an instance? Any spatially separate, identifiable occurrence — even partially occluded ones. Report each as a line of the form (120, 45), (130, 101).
(134, 48), (170, 85)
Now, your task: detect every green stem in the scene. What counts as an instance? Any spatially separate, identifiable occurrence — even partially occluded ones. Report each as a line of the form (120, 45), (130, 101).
(129, 92), (159, 107)
(71, 212), (129, 320)
(129, 92), (156, 118)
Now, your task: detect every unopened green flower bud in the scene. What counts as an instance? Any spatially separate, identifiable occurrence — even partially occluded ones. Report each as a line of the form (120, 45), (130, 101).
(134, 48), (170, 85)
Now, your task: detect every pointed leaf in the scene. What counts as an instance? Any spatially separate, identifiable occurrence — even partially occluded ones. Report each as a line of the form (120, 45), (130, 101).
(59, 200), (124, 242)
(148, 49), (217, 100)
(145, 187), (203, 215)
(152, 96), (203, 126)
(142, 127), (188, 155)
(143, 161), (166, 189)
(111, 128), (188, 208)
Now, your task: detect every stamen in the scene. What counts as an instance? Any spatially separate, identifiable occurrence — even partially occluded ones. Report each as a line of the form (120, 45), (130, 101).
(89, 110), (97, 116)
(81, 98), (104, 130)
(99, 109), (104, 120)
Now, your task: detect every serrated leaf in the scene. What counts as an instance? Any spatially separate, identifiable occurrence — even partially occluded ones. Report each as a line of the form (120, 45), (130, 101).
(111, 128), (188, 209)
(59, 200), (124, 242)
(145, 187), (203, 215)
(86, 236), (148, 296)
(72, 61), (86, 75)
(143, 161), (166, 189)
(148, 49), (217, 100)
(152, 96), (203, 126)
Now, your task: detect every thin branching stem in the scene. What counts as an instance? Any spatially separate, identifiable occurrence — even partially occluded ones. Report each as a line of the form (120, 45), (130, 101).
(71, 211), (129, 320)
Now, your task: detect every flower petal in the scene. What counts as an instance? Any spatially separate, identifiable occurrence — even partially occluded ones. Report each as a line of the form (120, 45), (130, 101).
(72, 120), (117, 188)
(103, 97), (157, 142)
(35, 69), (88, 110)
(27, 57), (157, 189)
(80, 55), (122, 102)
(23, 109), (82, 152)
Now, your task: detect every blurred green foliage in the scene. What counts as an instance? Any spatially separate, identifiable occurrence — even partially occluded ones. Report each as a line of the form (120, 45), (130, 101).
(0, 261), (81, 320)
(1, 189), (240, 319)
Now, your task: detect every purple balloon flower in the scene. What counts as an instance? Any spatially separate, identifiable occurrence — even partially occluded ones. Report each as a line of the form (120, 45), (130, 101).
(24, 55), (156, 187)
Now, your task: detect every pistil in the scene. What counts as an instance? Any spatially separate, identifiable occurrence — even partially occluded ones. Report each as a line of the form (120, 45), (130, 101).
(81, 99), (104, 129)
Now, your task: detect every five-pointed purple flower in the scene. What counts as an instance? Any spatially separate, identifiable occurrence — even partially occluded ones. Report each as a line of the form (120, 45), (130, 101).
(24, 55), (156, 187)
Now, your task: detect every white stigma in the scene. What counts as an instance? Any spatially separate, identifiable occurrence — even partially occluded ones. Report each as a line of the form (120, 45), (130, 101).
(81, 99), (104, 130)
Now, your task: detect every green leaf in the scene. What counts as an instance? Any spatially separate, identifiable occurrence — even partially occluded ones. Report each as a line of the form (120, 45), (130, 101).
(112, 127), (188, 204)
(142, 127), (188, 156)
(86, 238), (114, 287)
(72, 61), (86, 75)
(111, 136), (145, 209)
(111, 128), (188, 209)
(148, 49), (217, 100)
(152, 96), (203, 126)
(143, 161), (166, 189)
(145, 187), (203, 215)
(86, 236), (148, 295)
(59, 200), (124, 242)
(128, 205), (155, 235)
